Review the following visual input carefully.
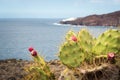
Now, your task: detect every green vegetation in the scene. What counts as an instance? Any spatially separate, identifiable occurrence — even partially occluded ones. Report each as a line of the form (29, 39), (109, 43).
(25, 29), (120, 80)
(25, 47), (54, 80)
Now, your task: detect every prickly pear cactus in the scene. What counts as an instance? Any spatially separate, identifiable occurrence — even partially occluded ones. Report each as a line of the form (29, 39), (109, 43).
(59, 30), (85, 68)
(26, 67), (50, 80)
(26, 47), (54, 80)
(93, 29), (120, 56)
(59, 29), (120, 68)
(65, 30), (76, 41)
(77, 29), (94, 62)
(77, 29), (93, 52)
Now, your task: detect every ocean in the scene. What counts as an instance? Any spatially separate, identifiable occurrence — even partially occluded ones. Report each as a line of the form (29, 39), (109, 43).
(0, 18), (119, 61)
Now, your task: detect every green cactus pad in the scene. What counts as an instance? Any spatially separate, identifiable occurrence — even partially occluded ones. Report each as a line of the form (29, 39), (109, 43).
(59, 41), (85, 68)
(93, 29), (120, 55)
(65, 30), (76, 41)
(77, 29), (94, 61)
(59, 30), (85, 68)
(59, 29), (120, 68)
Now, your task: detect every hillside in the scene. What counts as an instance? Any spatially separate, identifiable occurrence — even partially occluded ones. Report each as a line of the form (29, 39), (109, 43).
(60, 11), (120, 27)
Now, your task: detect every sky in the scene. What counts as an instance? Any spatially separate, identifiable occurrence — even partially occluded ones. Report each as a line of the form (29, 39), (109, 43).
(0, 0), (120, 18)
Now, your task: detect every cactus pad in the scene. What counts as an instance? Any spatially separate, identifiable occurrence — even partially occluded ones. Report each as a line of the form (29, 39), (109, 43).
(93, 29), (120, 56)
(59, 30), (85, 68)
(59, 29), (120, 68)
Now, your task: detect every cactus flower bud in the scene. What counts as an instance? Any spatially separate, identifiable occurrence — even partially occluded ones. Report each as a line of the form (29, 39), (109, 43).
(107, 52), (115, 60)
(28, 47), (34, 52)
(31, 50), (37, 56)
(71, 36), (77, 42)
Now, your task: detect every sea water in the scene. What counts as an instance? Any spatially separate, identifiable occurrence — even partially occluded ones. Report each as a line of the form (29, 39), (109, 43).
(0, 18), (118, 61)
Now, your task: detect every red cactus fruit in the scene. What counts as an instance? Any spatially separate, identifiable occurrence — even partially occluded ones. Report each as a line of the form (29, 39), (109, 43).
(107, 52), (115, 60)
(71, 36), (77, 42)
(31, 50), (37, 56)
(28, 47), (34, 52)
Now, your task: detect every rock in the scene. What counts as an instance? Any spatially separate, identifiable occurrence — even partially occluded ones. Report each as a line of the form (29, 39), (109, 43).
(0, 59), (31, 80)
(7, 77), (16, 80)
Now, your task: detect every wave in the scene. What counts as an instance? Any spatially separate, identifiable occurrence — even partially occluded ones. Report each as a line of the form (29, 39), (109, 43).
(53, 22), (87, 27)
(53, 23), (62, 26)
(62, 17), (77, 22)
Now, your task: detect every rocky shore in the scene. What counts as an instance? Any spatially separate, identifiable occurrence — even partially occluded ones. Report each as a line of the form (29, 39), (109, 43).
(0, 59), (31, 80)
(0, 59), (65, 80)
(60, 10), (120, 27)
(0, 59), (120, 80)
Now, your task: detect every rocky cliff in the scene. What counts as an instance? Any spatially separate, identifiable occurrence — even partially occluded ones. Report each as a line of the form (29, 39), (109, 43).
(60, 11), (120, 26)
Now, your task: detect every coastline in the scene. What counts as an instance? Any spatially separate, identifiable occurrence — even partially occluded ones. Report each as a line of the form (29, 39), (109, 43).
(54, 22), (116, 28)
(60, 11), (120, 27)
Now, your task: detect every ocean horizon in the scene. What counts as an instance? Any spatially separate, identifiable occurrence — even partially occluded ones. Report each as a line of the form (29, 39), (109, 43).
(0, 18), (119, 61)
